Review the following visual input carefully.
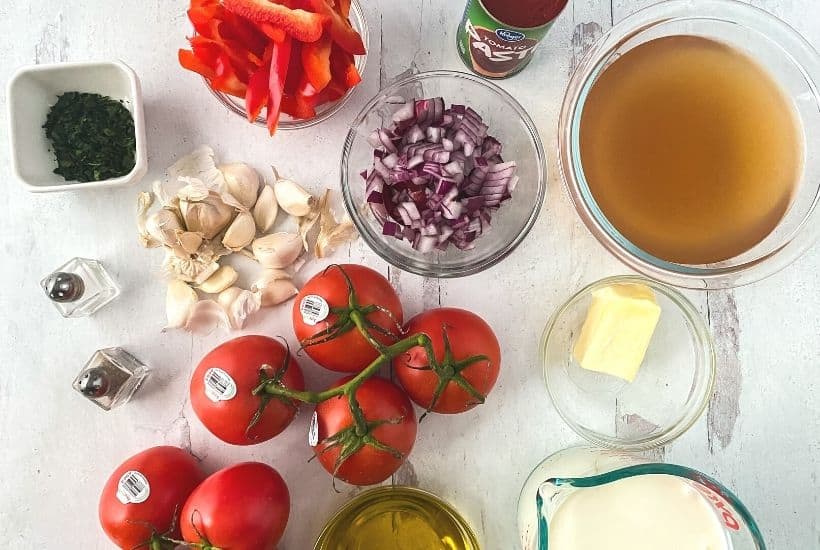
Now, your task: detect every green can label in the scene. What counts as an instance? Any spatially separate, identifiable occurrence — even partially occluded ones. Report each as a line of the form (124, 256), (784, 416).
(457, 0), (554, 78)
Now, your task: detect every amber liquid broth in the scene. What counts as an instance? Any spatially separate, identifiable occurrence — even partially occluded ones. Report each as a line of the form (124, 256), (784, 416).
(579, 35), (803, 264)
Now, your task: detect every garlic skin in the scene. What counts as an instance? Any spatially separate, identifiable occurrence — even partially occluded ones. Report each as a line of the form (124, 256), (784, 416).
(176, 231), (204, 256)
(218, 287), (262, 329)
(220, 163), (260, 209)
(198, 265), (239, 294)
(253, 184), (279, 232)
(253, 269), (299, 307)
(166, 280), (198, 329)
(313, 189), (359, 258)
(252, 232), (303, 269)
(185, 299), (230, 334)
(222, 211), (256, 252)
(146, 208), (186, 248)
(273, 172), (315, 217)
(168, 145), (225, 190)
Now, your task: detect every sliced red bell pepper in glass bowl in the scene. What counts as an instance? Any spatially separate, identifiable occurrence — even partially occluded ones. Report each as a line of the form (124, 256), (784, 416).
(181, 0), (368, 134)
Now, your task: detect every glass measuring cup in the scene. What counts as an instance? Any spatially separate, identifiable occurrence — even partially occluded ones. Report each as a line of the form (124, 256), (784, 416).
(518, 447), (766, 550)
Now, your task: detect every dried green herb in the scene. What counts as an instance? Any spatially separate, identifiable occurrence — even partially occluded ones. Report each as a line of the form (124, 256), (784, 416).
(43, 92), (136, 183)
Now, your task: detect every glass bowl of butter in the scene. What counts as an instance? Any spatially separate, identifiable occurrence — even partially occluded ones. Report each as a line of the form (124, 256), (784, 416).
(541, 275), (715, 450)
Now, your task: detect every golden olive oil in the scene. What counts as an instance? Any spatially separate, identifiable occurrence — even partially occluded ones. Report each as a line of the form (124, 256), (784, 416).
(580, 35), (803, 265)
(314, 486), (480, 550)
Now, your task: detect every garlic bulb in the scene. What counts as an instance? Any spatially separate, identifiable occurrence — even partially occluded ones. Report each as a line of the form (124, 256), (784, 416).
(253, 184), (278, 232)
(273, 169), (315, 217)
(166, 280), (198, 329)
(179, 189), (235, 239)
(252, 232), (303, 268)
(220, 163), (260, 209)
(218, 287), (262, 329)
(164, 249), (220, 285)
(222, 211), (256, 252)
(253, 269), (299, 307)
(198, 265), (239, 294)
(185, 299), (230, 334)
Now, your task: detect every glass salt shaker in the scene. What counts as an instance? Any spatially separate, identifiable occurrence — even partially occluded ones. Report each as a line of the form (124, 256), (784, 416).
(73, 348), (149, 410)
(40, 257), (119, 317)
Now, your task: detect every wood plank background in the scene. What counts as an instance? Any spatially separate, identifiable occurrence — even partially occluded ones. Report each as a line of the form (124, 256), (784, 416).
(0, 0), (817, 547)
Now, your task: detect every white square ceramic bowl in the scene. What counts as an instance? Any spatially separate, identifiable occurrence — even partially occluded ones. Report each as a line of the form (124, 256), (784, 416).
(7, 60), (147, 193)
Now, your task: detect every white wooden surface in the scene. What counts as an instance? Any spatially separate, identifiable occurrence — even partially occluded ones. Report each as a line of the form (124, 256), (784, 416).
(1, 0), (818, 548)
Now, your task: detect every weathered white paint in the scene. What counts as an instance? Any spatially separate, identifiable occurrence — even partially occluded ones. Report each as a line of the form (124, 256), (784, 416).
(0, 0), (817, 548)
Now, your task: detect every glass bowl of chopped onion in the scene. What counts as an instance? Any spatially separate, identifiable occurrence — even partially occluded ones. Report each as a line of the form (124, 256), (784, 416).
(341, 70), (547, 278)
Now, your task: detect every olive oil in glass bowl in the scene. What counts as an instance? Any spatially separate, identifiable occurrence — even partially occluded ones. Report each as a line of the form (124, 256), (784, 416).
(314, 486), (480, 550)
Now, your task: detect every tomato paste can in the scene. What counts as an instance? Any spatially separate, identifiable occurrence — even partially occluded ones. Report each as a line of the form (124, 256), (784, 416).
(457, 0), (569, 78)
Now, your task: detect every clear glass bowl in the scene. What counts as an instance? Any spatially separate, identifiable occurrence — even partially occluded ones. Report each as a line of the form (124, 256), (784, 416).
(341, 70), (547, 278)
(206, 0), (368, 130)
(559, 0), (820, 289)
(541, 275), (716, 450)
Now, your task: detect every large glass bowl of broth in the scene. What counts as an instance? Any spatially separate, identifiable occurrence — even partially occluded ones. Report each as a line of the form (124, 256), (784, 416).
(559, 0), (820, 289)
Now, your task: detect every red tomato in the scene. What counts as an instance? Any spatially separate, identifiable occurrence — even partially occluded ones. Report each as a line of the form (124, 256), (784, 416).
(394, 308), (501, 414)
(293, 264), (403, 373)
(99, 446), (205, 549)
(314, 376), (417, 485)
(191, 335), (305, 445)
(180, 462), (290, 550)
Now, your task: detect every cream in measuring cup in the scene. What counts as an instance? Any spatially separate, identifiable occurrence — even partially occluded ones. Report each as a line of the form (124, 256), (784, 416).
(519, 447), (767, 550)
(548, 474), (729, 549)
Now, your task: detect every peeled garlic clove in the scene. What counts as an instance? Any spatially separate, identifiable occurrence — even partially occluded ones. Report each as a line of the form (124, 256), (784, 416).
(198, 265), (239, 294)
(185, 299), (230, 334)
(222, 211), (256, 252)
(220, 163), (260, 210)
(253, 184), (278, 232)
(252, 232), (303, 269)
(218, 287), (261, 329)
(253, 270), (298, 307)
(166, 280), (198, 329)
(273, 175), (315, 217)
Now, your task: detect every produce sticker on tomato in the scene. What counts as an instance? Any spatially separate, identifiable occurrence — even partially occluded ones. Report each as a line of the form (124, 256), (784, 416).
(309, 411), (319, 447)
(115, 470), (150, 505)
(300, 294), (330, 326)
(204, 367), (238, 402)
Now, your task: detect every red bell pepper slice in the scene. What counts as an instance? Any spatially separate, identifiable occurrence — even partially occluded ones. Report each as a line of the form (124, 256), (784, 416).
(305, 0), (365, 55)
(223, 0), (327, 43)
(179, 48), (217, 80)
(330, 45), (361, 88)
(245, 45), (273, 121)
(256, 22), (287, 43)
(301, 33), (332, 91)
(212, 54), (248, 98)
(218, 14), (268, 57)
(335, 0), (351, 19)
(189, 35), (261, 82)
(267, 36), (293, 135)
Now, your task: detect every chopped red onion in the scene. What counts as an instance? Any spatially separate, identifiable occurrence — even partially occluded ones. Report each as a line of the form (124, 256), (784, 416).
(363, 96), (518, 253)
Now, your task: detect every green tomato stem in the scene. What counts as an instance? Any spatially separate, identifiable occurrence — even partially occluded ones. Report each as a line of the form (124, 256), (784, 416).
(262, 334), (430, 404)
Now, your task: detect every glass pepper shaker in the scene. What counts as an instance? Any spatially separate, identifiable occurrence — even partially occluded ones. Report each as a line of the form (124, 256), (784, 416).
(40, 257), (119, 318)
(73, 348), (149, 410)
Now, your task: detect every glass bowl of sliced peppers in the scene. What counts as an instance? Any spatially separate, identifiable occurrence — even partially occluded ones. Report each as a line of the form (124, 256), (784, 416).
(179, 0), (368, 135)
